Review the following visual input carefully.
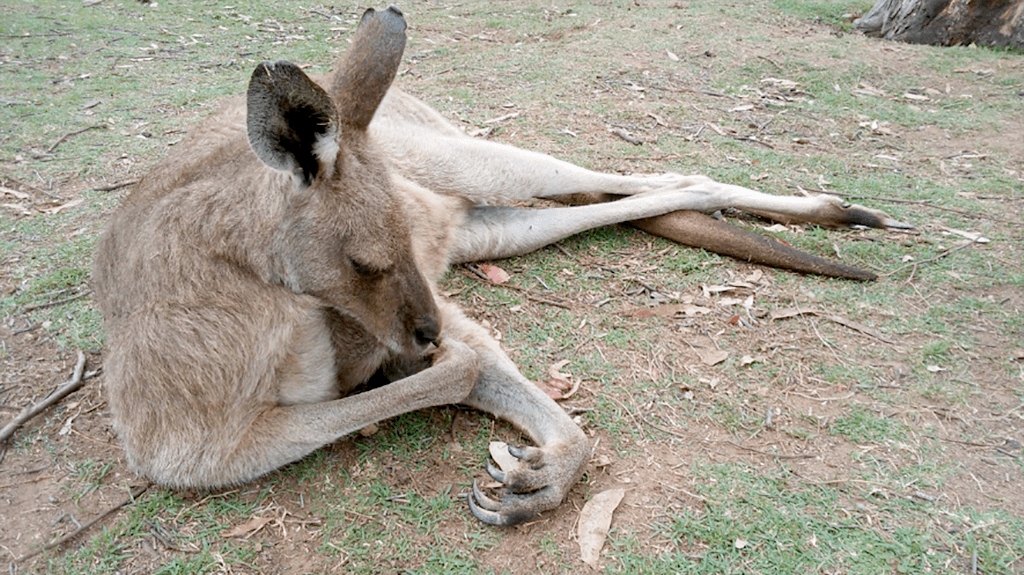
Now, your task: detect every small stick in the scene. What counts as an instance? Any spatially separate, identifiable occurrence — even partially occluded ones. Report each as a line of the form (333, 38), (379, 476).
(45, 125), (106, 154)
(93, 179), (138, 192)
(20, 290), (92, 315)
(0, 351), (86, 445)
(882, 239), (978, 277)
(610, 127), (643, 145)
(17, 483), (151, 563)
(459, 266), (572, 309)
(725, 440), (818, 460)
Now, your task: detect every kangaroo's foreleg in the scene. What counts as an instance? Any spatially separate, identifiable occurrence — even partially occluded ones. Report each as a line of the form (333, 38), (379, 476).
(462, 354), (591, 526)
(438, 310), (591, 526)
(132, 336), (479, 490)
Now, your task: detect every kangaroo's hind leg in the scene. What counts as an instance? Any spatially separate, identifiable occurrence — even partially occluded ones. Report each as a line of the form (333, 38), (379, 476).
(447, 185), (737, 263)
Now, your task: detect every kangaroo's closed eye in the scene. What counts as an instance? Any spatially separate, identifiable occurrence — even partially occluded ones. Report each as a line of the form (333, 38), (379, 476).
(349, 257), (388, 279)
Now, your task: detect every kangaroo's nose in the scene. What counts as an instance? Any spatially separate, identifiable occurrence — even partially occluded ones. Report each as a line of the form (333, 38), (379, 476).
(414, 313), (440, 348)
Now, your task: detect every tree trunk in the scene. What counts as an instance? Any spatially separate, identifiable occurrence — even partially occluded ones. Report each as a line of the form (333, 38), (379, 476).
(855, 0), (1024, 49)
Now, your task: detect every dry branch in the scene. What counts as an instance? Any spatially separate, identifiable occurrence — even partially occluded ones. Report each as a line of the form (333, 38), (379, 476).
(770, 307), (897, 345)
(45, 125), (106, 154)
(94, 179), (139, 192)
(20, 290), (92, 315)
(725, 440), (818, 460)
(17, 483), (152, 563)
(0, 351), (87, 445)
(882, 238), (979, 277)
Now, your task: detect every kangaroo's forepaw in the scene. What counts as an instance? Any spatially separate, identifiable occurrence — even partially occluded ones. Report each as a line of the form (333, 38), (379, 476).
(467, 440), (591, 526)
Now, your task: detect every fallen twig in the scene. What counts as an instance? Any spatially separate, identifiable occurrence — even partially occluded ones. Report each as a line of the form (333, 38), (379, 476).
(642, 416), (689, 440)
(93, 179), (138, 192)
(459, 265), (571, 309)
(770, 306), (897, 345)
(46, 125), (106, 154)
(882, 239), (979, 277)
(725, 440), (818, 460)
(609, 127), (643, 145)
(20, 290), (92, 315)
(17, 483), (152, 563)
(0, 351), (87, 445)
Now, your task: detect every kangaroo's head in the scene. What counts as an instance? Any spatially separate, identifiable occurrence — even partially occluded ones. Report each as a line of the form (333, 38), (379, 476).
(244, 6), (439, 359)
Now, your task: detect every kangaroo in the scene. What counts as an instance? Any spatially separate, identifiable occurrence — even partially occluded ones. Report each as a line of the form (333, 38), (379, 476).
(93, 6), (907, 526)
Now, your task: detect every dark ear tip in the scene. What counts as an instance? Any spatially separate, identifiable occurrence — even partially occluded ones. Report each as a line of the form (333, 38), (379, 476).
(249, 60), (297, 85)
(360, 5), (407, 30)
(250, 61), (270, 79)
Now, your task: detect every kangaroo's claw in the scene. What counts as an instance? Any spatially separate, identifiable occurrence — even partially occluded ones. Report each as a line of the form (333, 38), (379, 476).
(467, 440), (591, 526)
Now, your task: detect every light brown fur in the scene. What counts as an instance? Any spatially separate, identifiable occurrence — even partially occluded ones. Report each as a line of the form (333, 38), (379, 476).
(93, 7), (906, 525)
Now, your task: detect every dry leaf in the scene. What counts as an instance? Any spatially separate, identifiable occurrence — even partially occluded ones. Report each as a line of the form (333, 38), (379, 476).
(478, 264), (510, 284)
(727, 104), (755, 113)
(1, 186), (30, 200)
(853, 82), (886, 97)
(535, 359), (581, 399)
(44, 198), (84, 215)
(2, 203), (32, 216)
(483, 112), (519, 125)
(761, 77), (799, 90)
(578, 488), (626, 569)
(488, 441), (520, 472)
(903, 92), (930, 101)
(222, 516), (274, 538)
(666, 49), (679, 61)
(940, 227), (990, 243)
(547, 359), (572, 389)
(706, 122), (727, 136)
(702, 284), (737, 295)
(467, 126), (493, 138)
(633, 303), (711, 318)
(740, 355), (764, 367)
(697, 349), (729, 366)
(717, 297), (745, 307)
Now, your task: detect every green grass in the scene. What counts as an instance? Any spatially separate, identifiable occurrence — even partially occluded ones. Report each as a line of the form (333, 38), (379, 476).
(608, 461), (1024, 574)
(830, 405), (909, 444)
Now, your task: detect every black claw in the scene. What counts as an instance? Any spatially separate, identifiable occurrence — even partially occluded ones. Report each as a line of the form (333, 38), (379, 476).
(485, 460), (506, 483)
(467, 491), (505, 526)
(471, 480), (502, 512)
(507, 444), (527, 459)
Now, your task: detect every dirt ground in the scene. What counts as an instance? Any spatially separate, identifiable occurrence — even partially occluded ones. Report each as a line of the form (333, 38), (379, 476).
(2, 3), (1023, 574)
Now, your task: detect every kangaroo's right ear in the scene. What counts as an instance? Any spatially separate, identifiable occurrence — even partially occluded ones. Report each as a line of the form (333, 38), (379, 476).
(246, 60), (337, 185)
(329, 6), (407, 131)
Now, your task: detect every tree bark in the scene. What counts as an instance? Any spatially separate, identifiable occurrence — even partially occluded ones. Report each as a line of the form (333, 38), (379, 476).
(855, 0), (1024, 49)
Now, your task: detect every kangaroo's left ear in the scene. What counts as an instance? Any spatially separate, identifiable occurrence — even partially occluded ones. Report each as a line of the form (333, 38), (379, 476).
(246, 60), (337, 185)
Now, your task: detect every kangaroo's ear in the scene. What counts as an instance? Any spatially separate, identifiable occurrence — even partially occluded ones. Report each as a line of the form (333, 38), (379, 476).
(246, 60), (336, 185)
(330, 6), (407, 131)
